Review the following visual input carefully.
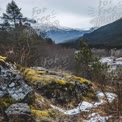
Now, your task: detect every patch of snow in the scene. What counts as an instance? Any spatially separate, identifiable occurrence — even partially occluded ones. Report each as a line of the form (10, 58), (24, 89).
(97, 92), (117, 103)
(84, 113), (111, 122)
(116, 61), (122, 65)
(100, 57), (122, 66)
(116, 57), (122, 61)
(100, 57), (113, 64)
(100, 57), (122, 73)
(51, 92), (117, 115)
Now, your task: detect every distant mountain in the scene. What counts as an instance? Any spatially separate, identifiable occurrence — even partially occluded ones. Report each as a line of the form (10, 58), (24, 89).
(83, 18), (122, 48)
(24, 19), (91, 43)
(44, 27), (91, 43)
(60, 19), (122, 49)
(58, 28), (95, 48)
(33, 25), (91, 43)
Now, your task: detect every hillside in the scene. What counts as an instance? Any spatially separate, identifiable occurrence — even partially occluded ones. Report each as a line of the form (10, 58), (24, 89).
(83, 18), (122, 48)
(60, 19), (122, 49)
(0, 55), (117, 122)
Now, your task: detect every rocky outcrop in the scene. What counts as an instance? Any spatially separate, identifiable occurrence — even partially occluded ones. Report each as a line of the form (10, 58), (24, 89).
(20, 67), (95, 105)
(5, 103), (32, 122)
(0, 56), (34, 104)
(0, 55), (97, 121)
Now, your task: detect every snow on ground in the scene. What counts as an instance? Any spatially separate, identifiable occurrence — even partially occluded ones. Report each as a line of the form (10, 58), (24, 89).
(84, 113), (111, 122)
(100, 57), (122, 66)
(100, 57), (122, 72)
(97, 92), (117, 103)
(100, 57), (113, 64)
(51, 92), (117, 115)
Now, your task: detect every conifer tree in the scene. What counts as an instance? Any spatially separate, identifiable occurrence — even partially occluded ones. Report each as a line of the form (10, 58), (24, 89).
(2, 0), (23, 28)
(75, 40), (93, 78)
(75, 39), (108, 81)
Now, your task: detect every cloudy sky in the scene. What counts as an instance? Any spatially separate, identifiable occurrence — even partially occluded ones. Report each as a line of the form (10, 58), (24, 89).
(0, 0), (122, 29)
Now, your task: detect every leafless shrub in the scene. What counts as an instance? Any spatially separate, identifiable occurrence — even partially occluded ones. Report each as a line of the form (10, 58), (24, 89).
(0, 43), (76, 71)
(31, 45), (76, 71)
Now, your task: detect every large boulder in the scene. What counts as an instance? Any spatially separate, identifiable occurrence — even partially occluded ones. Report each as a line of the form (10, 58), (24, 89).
(0, 56), (34, 108)
(5, 103), (33, 122)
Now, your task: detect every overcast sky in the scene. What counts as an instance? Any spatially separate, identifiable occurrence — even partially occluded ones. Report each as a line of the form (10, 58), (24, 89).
(0, 0), (122, 29)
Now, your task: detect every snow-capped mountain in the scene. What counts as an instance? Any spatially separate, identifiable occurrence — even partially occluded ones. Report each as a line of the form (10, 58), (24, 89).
(44, 27), (91, 43)
(25, 19), (91, 43)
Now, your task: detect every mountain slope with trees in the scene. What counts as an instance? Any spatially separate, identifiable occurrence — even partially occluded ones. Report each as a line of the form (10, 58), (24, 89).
(83, 18), (122, 48)
(59, 19), (122, 49)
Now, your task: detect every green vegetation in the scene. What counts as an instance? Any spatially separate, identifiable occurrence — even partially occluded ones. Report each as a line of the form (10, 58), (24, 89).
(19, 66), (92, 86)
(0, 96), (16, 111)
(75, 39), (109, 82)
(0, 0), (53, 45)
(2, 0), (23, 28)
(0, 56), (7, 62)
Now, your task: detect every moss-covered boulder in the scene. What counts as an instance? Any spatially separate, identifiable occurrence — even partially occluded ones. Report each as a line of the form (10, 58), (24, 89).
(19, 67), (96, 106)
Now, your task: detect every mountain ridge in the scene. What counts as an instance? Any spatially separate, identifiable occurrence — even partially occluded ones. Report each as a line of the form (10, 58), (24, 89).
(59, 18), (122, 49)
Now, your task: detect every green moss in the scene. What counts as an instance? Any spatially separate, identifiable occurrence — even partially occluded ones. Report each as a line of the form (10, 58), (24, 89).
(31, 109), (50, 118)
(20, 66), (93, 87)
(64, 75), (92, 85)
(72, 75), (92, 84)
(20, 68), (67, 85)
(0, 56), (7, 62)
(48, 109), (56, 118)
(24, 68), (45, 76)
(87, 92), (95, 97)
(31, 108), (57, 120)
(20, 68), (47, 83)
(0, 96), (16, 110)
(19, 66), (96, 105)
(54, 79), (67, 85)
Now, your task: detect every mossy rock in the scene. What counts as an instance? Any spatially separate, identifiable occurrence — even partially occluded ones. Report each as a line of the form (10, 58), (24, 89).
(19, 67), (95, 105)
(0, 95), (16, 111)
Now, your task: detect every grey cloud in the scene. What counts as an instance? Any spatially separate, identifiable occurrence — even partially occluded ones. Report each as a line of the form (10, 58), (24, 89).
(0, 0), (121, 29)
